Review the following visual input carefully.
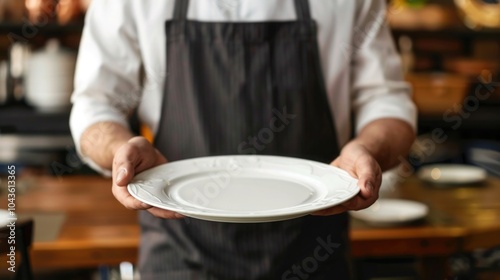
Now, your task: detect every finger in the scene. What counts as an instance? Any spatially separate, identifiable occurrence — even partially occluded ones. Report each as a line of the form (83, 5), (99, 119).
(313, 195), (372, 215)
(113, 146), (140, 187)
(312, 190), (371, 216)
(331, 158), (357, 178)
(311, 204), (347, 216)
(119, 137), (159, 174)
(342, 196), (368, 210)
(147, 207), (185, 219)
(354, 161), (378, 200)
(112, 184), (151, 210)
(114, 166), (134, 187)
(331, 158), (341, 168)
(154, 149), (168, 166)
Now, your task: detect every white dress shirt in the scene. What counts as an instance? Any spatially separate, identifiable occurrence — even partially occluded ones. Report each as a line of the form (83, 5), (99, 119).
(70, 0), (417, 174)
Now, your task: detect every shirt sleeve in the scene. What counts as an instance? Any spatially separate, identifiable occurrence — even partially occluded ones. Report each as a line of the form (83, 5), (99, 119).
(350, 0), (417, 134)
(70, 0), (142, 176)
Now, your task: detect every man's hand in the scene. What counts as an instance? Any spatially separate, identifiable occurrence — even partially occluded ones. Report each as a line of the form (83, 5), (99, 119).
(112, 136), (183, 219)
(312, 118), (415, 216)
(313, 141), (382, 216)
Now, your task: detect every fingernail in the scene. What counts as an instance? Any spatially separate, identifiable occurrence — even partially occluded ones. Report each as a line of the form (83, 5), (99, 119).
(116, 168), (127, 182)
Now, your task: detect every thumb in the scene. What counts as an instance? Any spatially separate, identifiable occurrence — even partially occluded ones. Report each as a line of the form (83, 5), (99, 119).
(115, 165), (134, 187)
(113, 148), (138, 187)
(354, 160), (380, 200)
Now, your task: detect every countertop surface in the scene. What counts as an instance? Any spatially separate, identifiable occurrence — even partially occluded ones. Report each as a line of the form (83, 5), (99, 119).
(1, 174), (500, 269)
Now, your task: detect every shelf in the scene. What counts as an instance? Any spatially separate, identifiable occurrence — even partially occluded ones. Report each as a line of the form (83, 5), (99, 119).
(418, 104), (500, 132)
(0, 105), (71, 135)
(0, 22), (83, 39)
(392, 26), (500, 40)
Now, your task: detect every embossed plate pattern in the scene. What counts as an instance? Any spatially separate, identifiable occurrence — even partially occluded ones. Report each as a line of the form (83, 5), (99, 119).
(128, 155), (360, 223)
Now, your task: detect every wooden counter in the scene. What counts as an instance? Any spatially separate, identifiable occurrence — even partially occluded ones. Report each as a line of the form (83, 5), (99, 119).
(0, 176), (139, 269)
(351, 176), (500, 257)
(1, 175), (500, 270)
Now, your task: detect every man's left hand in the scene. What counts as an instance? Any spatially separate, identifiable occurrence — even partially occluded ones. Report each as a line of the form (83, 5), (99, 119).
(312, 141), (382, 216)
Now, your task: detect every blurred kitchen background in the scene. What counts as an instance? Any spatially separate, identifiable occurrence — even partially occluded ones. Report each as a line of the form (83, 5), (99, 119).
(0, 0), (498, 177)
(389, 0), (500, 178)
(0, 0), (88, 177)
(0, 0), (144, 179)
(0, 0), (499, 279)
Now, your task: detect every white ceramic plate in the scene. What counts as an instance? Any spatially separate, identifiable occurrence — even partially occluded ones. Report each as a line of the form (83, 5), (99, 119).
(349, 199), (428, 227)
(417, 164), (487, 185)
(128, 155), (360, 223)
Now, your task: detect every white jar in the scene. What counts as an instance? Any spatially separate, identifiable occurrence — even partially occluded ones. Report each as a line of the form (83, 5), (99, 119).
(25, 39), (77, 112)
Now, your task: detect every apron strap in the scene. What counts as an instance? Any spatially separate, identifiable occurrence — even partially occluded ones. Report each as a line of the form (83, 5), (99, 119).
(173, 0), (190, 20)
(294, 0), (312, 21)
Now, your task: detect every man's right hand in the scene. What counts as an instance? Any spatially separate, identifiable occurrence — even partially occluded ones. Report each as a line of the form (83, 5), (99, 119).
(112, 136), (183, 219)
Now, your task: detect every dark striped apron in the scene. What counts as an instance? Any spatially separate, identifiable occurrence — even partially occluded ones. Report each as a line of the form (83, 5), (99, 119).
(138, 0), (351, 279)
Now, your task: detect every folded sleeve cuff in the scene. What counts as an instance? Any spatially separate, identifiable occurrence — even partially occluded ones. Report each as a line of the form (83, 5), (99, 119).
(355, 90), (418, 134)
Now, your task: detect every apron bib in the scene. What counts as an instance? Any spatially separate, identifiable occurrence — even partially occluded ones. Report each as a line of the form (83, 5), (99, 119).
(139, 1), (350, 279)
